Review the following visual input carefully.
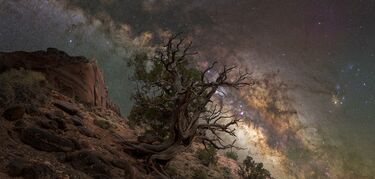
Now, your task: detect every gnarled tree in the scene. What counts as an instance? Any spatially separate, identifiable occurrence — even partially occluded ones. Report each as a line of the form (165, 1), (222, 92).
(125, 34), (252, 177)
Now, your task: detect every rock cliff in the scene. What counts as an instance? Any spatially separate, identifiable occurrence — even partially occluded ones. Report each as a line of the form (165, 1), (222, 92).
(0, 48), (119, 114)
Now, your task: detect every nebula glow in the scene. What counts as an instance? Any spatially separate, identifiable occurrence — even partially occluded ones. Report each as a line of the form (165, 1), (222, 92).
(1, 0), (374, 178)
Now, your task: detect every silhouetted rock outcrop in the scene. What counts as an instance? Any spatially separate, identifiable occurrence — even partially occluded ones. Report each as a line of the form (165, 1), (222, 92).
(0, 48), (120, 114)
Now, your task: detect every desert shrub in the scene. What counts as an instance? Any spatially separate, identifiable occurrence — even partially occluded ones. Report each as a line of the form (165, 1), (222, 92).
(94, 118), (111, 129)
(238, 156), (273, 179)
(0, 69), (48, 106)
(196, 145), (217, 166)
(192, 169), (208, 179)
(225, 151), (239, 161)
(166, 165), (178, 178)
(222, 167), (232, 179)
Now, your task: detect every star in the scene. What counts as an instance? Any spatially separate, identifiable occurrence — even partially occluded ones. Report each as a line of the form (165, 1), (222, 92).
(348, 64), (354, 70)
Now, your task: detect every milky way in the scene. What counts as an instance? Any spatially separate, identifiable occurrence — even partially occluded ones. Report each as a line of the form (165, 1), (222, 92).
(0, 0), (374, 178)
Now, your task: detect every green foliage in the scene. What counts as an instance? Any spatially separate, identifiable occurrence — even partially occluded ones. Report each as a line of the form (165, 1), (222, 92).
(196, 145), (218, 166)
(225, 151), (239, 161)
(238, 156), (273, 179)
(192, 169), (208, 179)
(94, 118), (111, 129)
(128, 101), (171, 137)
(0, 69), (48, 106)
(127, 51), (202, 138)
(222, 167), (233, 179)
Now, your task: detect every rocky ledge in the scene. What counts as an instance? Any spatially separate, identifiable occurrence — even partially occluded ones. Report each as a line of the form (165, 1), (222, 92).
(0, 48), (119, 114)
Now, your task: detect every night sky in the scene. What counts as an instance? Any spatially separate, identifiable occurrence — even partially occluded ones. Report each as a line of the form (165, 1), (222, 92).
(0, 0), (374, 178)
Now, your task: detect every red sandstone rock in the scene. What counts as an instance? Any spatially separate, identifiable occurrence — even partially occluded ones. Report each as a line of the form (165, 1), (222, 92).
(0, 48), (118, 113)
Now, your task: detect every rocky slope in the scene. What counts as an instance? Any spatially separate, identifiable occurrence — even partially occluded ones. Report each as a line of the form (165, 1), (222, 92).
(0, 49), (241, 179)
(0, 91), (143, 178)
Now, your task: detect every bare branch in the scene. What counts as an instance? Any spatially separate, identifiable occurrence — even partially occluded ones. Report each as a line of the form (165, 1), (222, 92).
(126, 33), (251, 177)
(201, 61), (217, 82)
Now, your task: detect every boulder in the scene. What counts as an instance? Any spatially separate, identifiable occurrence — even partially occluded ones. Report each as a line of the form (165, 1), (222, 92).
(2, 105), (25, 121)
(24, 104), (40, 116)
(53, 100), (79, 115)
(20, 127), (77, 152)
(6, 159), (56, 179)
(22, 163), (56, 179)
(6, 159), (27, 177)
(53, 118), (67, 130)
(45, 111), (67, 130)
(45, 110), (65, 119)
(78, 126), (96, 138)
(37, 119), (59, 130)
(71, 115), (84, 126)
(65, 150), (111, 178)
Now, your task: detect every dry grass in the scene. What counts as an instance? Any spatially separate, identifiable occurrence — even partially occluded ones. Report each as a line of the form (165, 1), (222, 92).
(0, 69), (48, 106)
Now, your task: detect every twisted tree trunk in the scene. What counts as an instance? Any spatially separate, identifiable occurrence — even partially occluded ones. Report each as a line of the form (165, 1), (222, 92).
(124, 34), (251, 178)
